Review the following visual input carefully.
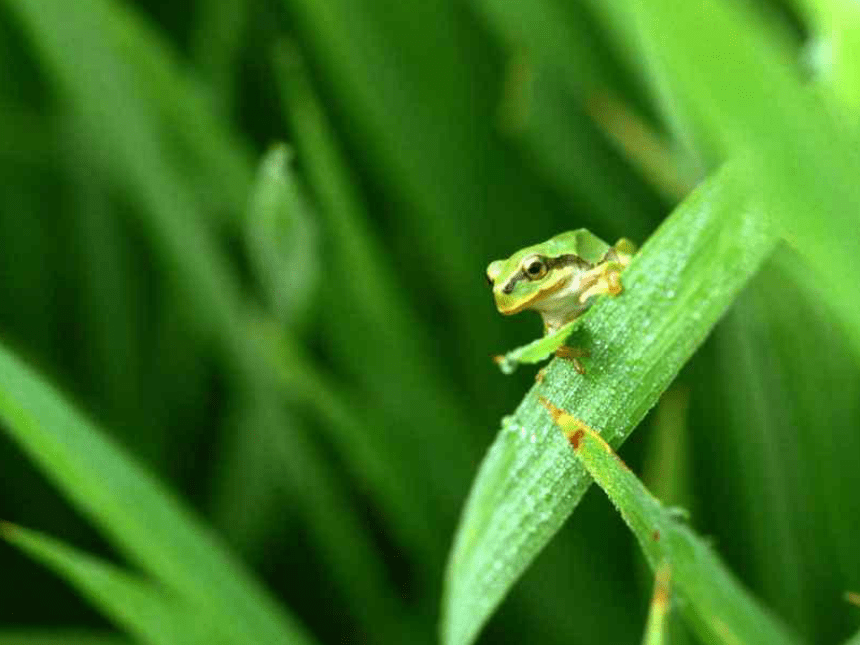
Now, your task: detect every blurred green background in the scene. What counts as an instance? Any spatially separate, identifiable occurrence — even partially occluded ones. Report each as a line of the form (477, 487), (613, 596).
(0, 0), (859, 643)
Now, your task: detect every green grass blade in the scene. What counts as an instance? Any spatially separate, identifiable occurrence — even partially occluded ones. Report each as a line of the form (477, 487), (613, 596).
(1, 524), (213, 645)
(6, 5), (412, 627)
(473, 0), (640, 100)
(474, 0), (669, 232)
(0, 632), (128, 645)
(578, 0), (716, 164)
(499, 66), (661, 241)
(219, 395), (426, 645)
(642, 564), (671, 645)
(0, 103), (58, 166)
(102, 0), (254, 220)
(276, 1), (560, 423)
(244, 144), (319, 329)
(629, 0), (860, 361)
(190, 0), (249, 114)
(711, 291), (811, 632)
(260, 319), (442, 570)
(0, 343), (317, 645)
(5, 7), (401, 613)
(278, 0), (562, 360)
(2, 0), (247, 356)
(4, 0), (252, 230)
(698, 256), (860, 642)
(442, 167), (777, 645)
(640, 390), (694, 645)
(800, 0), (860, 110)
(273, 45), (482, 541)
(0, 175), (60, 356)
(504, 521), (641, 644)
(547, 412), (801, 645)
(586, 93), (699, 203)
(210, 380), (417, 644)
(845, 612), (860, 645)
(642, 387), (692, 514)
(268, 416), (429, 645)
(276, 0), (493, 283)
(272, 45), (409, 325)
(209, 400), (292, 561)
(66, 134), (154, 461)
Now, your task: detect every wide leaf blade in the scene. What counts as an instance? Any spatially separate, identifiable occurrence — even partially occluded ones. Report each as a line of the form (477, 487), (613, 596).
(549, 411), (800, 645)
(0, 632), (128, 645)
(442, 167), (777, 645)
(629, 0), (860, 361)
(0, 342), (317, 645)
(2, 524), (214, 645)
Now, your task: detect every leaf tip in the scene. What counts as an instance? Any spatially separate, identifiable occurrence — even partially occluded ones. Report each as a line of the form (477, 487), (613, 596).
(538, 395), (564, 422)
(538, 397), (590, 449)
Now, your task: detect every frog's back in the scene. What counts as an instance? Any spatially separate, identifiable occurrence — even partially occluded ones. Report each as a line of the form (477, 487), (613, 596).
(546, 229), (611, 265)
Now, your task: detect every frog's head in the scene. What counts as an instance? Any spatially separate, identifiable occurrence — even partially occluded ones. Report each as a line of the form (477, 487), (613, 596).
(486, 230), (604, 317)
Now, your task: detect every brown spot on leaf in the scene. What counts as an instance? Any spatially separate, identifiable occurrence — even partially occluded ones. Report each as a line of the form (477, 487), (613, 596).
(569, 428), (584, 449)
(535, 369), (545, 384)
(845, 591), (860, 608)
(652, 530), (660, 542)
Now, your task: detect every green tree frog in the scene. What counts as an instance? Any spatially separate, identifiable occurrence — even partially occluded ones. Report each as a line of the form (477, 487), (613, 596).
(486, 230), (635, 371)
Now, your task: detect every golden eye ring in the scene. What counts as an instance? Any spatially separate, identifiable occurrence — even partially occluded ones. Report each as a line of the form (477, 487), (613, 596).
(522, 255), (547, 280)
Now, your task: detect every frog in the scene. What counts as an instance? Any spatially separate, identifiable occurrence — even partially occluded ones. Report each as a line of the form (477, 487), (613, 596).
(486, 229), (635, 371)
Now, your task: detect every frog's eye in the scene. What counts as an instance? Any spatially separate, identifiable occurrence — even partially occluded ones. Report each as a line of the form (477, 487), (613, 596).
(522, 255), (548, 280)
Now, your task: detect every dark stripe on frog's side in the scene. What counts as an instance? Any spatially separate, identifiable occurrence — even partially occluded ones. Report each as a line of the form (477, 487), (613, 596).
(550, 253), (593, 271)
(501, 254), (593, 294)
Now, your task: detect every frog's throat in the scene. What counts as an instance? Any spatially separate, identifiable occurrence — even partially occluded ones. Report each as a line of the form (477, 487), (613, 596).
(498, 278), (568, 315)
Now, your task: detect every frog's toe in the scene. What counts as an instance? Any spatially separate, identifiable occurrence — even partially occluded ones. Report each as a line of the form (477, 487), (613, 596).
(579, 281), (608, 302)
(607, 271), (623, 295)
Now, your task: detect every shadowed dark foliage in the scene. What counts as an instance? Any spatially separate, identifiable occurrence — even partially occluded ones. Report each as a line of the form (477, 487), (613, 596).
(0, 0), (859, 644)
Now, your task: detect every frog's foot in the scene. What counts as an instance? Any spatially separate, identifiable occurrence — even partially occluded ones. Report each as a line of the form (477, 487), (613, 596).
(578, 261), (625, 303)
(611, 238), (637, 265)
(555, 345), (589, 375)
